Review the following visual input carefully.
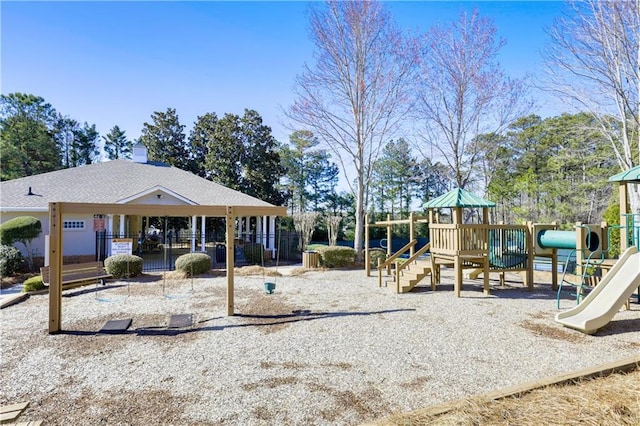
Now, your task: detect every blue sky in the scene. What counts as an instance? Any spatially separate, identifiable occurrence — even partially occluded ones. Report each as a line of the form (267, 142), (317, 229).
(2, 1), (566, 150)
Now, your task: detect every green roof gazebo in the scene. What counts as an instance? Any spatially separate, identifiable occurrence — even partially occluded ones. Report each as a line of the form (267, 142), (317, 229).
(609, 164), (640, 251)
(423, 188), (496, 224)
(423, 188), (497, 297)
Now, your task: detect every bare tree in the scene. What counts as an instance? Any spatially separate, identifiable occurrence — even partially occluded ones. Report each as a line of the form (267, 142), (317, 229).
(293, 212), (320, 251)
(543, 0), (639, 211)
(287, 0), (418, 259)
(325, 214), (342, 246)
(415, 9), (530, 190)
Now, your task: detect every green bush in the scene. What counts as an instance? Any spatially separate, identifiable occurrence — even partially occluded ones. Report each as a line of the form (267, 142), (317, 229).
(23, 275), (45, 292)
(368, 248), (387, 268)
(307, 243), (328, 251)
(104, 254), (143, 278)
(175, 253), (211, 276)
(0, 245), (23, 277)
(0, 216), (41, 271)
(243, 243), (264, 265)
(317, 246), (356, 268)
(0, 216), (41, 245)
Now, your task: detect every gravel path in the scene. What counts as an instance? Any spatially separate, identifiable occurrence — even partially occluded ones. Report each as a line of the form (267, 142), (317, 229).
(1, 268), (639, 425)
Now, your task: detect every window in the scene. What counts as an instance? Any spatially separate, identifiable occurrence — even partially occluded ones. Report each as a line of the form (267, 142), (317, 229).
(63, 220), (85, 230)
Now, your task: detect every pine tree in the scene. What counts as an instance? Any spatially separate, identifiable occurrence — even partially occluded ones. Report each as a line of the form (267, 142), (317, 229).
(188, 113), (217, 178)
(140, 108), (190, 170)
(103, 125), (132, 160)
(0, 93), (61, 180)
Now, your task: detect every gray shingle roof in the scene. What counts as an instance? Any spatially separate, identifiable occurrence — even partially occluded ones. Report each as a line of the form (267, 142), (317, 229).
(0, 160), (276, 209)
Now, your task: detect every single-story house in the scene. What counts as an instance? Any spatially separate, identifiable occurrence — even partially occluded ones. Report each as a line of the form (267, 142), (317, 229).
(0, 144), (283, 266)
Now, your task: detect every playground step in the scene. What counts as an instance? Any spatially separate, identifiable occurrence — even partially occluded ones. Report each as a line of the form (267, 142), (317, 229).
(397, 263), (432, 293)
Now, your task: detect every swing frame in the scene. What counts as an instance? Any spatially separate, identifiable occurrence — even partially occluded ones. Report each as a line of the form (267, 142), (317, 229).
(47, 202), (286, 334)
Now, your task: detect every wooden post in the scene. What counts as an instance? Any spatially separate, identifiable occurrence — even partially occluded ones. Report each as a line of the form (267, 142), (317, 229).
(48, 202), (63, 334)
(525, 221), (534, 290)
(386, 214), (392, 275)
(454, 255), (462, 297)
(409, 212), (415, 257)
(482, 207), (489, 295)
(575, 222), (585, 275)
(619, 182), (629, 251)
(483, 257), (490, 295)
(226, 206), (235, 316)
(601, 221), (609, 255)
(365, 214), (370, 277)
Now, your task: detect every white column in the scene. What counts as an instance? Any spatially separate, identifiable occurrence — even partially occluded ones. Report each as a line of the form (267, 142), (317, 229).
(245, 216), (251, 242)
(262, 216), (268, 249)
(107, 215), (114, 256)
(269, 216), (276, 257)
(257, 216), (263, 247)
(191, 215), (197, 252)
(200, 216), (206, 252)
(119, 214), (125, 237)
(236, 217), (242, 241)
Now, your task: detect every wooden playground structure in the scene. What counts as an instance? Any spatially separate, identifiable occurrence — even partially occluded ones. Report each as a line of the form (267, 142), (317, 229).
(366, 176), (638, 300)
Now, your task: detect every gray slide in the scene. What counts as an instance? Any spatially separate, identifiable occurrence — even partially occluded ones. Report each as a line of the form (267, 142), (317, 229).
(555, 246), (640, 334)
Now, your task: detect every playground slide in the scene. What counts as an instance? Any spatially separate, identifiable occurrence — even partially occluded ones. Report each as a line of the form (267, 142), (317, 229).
(555, 246), (640, 334)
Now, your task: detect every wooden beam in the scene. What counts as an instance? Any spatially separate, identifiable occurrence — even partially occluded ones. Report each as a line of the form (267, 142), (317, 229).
(395, 354), (640, 420)
(48, 202), (63, 334)
(226, 206), (235, 316)
(56, 202), (286, 218)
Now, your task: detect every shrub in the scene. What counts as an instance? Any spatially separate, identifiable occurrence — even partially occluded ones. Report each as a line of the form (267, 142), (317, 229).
(104, 254), (143, 278)
(316, 246), (356, 268)
(368, 248), (387, 268)
(306, 243), (328, 251)
(0, 216), (41, 271)
(23, 275), (45, 292)
(243, 243), (264, 265)
(0, 245), (23, 277)
(175, 253), (211, 276)
(0, 216), (41, 245)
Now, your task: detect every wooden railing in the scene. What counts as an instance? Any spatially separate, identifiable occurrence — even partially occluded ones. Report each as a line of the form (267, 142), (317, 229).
(377, 239), (416, 287)
(430, 223), (530, 258)
(394, 242), (431, 293)
(429, 224), (488, 256)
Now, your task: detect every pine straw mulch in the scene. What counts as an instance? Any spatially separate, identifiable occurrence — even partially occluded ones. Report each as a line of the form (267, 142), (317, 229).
(380, 368), (640, 426)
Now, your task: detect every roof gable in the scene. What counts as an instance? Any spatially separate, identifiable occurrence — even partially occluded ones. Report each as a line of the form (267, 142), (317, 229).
(117, 185), (197, 205)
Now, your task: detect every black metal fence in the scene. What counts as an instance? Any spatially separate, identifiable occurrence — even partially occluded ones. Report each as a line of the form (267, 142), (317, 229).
(98, 231), (302, 272)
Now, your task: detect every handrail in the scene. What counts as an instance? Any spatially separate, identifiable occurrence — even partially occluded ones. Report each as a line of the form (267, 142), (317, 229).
(377, 239), (416, 287)
(377, 239), (417, 271)
(394, 242), (431, 293)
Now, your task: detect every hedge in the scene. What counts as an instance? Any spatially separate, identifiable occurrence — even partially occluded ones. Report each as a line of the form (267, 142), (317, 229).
(368, 248), (387, 268)
(175, 253), (211, 276)
(0, 216), (41, 246)
(316, 246), (356, 268)
(104, 254), (143, 278)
